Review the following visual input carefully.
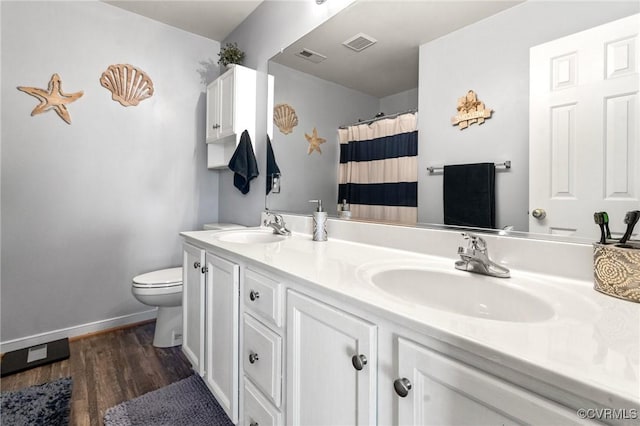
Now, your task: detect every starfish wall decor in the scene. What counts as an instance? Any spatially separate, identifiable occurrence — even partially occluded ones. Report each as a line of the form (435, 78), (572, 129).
(305, 127), (326, 155)
(17, 74), (84, 125)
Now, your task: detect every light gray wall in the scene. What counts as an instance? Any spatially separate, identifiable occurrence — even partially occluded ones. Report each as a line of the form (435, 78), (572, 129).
(418, 1), (639, 231)
(379, 88), (418, 116)
(220, 0), (357, 226)
(267, 62), (379, 215)
(1, 1), (220, 342)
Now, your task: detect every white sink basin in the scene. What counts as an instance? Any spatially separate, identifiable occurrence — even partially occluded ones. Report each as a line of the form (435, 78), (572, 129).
(365, 266), (555, 322)
(215, 228), (287, 244)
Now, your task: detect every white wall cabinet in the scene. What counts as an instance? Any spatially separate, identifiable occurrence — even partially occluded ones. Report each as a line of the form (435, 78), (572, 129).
(286, 290), (377, 426)
(206, 64), (257, 169)
(181, 243), (205, 375)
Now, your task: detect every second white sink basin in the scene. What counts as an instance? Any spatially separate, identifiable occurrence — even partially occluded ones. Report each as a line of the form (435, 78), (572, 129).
(215, 228), (287, 244)
(365, 266), (555, 322)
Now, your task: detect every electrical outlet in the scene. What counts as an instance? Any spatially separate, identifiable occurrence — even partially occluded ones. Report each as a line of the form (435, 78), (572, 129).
(271, 173), (281, 193)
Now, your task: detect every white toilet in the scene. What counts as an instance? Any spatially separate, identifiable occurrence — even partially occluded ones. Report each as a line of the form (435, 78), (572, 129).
(131, 223), (245, 348)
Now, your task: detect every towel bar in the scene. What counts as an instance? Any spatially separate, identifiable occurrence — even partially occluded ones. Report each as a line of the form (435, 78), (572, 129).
(427, 160), (511, 174)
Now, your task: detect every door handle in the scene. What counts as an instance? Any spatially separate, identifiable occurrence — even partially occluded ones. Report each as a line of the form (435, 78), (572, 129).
(532, 208), (546, 220)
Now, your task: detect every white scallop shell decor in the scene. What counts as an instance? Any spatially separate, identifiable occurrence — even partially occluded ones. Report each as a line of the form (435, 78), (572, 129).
(100, 64), (154, 107)
(274, 103), (298, 135)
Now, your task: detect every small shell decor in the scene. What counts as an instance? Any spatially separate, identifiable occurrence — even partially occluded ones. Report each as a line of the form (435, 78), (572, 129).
(273, 103), (298, 135)
(100, 64), (154, 107)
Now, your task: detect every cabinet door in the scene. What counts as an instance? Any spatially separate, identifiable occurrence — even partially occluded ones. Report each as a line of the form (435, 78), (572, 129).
(204, 252), (240, 424)
(217, 69), (235, 140)
(287, 290), (377, 426)
(182, 243), (205, 375)
(206, 81), (220, 142)
(395, 337), (589, 425)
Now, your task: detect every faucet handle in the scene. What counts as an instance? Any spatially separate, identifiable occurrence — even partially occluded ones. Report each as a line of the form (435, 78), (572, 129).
(461, 232), (486, 251)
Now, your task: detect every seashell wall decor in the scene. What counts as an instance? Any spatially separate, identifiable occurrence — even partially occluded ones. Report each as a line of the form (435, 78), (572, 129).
(100, 64), (154, 107)
(274, 103), (298, 135)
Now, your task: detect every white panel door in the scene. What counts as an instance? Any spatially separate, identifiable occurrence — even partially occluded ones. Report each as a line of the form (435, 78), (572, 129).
(530, 14), (639, 238)
(206, 80), (220, 142)
(204, 252), (240, 424)
(218, 68), (235, 140)
(182, 243), (205, 375)
(395, 338), (591, 425)
(287, 290), (377, 426)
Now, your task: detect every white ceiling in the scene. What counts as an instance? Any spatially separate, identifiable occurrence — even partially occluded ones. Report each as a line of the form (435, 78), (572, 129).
(103, 0), (263, 42)
(272, 1), (522, 98)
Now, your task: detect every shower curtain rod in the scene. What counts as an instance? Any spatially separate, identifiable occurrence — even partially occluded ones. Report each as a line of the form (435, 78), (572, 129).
(338, 109), (417, 129)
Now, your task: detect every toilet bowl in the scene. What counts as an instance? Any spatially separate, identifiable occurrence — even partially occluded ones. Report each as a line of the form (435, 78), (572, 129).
(132, 267), (184, 348)
(132, 223), (246, 348)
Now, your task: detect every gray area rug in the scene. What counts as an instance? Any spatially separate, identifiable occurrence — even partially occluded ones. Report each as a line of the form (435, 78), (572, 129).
(0, 376), (72, 426)
(104, 374), (233, 426)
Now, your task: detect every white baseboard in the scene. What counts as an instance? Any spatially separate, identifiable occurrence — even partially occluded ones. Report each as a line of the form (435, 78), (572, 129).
(0, 309), (158, 353)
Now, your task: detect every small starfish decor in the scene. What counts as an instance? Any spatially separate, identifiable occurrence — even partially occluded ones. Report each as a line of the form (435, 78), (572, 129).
(305, 127), (326, 155)
(17, 74), (84, 124)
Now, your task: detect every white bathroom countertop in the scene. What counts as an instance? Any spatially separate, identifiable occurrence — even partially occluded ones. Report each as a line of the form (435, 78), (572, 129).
(181, 227), (640, 412)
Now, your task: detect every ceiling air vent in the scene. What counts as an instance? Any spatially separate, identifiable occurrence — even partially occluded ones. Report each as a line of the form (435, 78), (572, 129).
(295, 48), (327, 64)
(342, 33), (377, 52)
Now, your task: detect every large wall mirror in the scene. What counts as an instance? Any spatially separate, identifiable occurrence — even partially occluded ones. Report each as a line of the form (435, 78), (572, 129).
(265, 0), (639, 241)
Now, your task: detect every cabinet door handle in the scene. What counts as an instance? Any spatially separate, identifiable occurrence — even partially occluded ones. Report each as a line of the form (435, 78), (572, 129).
(250, 423), (259, 426)
(351, 354), (367, 371)
(249, 352), (259, 364)
(193, 261), (201, 269)
(249, 290), (260, 301)
(212, 124), (220, 129)
(201, 266), (208, 274)
(394, 378), (412, 397)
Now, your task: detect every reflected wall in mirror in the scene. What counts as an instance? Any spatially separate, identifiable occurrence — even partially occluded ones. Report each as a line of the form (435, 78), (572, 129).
(266, 0), (639, 240)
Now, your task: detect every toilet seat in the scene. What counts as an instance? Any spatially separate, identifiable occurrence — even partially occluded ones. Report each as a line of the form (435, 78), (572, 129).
(132, 267), (183, 289)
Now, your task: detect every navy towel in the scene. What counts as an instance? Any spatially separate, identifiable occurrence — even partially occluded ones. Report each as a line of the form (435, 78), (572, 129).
(228, 130), (259, 194)
(443, 162), (495, 228)
(266, 135), (281, 195)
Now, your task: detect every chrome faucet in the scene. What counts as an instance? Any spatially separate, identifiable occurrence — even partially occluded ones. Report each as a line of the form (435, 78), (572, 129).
(263, 212), (291, 236)
(455, 233), (510, 278)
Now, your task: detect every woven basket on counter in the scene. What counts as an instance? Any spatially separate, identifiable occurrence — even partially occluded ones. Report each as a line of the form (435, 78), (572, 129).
(593, 242), (640, 303)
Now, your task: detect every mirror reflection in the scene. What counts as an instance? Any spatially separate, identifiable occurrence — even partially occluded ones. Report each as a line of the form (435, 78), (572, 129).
(266, 0), (639, 240)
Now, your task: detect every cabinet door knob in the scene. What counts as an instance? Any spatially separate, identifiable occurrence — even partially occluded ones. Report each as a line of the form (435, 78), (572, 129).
(351, 354), (368, 371)
(249, 352), (259, 364)
(201, 266), (208, 274)
(249, 290), (260, 301)
(212, 124), (220, 129)
(394, 378), (412, 397)
(250, 423), (259, 426)
(193, 261), (201, 269)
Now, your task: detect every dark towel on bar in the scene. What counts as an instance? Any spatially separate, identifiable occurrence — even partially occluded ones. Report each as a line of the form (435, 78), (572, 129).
(266, 135), (281, 195)
(228, 130), (259, 194)
(443, 162), (495, 228)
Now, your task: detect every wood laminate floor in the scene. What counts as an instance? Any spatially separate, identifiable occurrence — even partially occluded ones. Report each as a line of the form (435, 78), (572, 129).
(0, 321), (194, 425)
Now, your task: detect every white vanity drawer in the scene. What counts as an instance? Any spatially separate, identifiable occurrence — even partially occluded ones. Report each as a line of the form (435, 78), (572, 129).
(244, 269), (282, 328)
(243, 377), (282, 426)
(243, 313), (282, 407)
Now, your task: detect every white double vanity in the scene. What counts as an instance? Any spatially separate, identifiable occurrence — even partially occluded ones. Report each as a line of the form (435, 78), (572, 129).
(180, 213), (639, 426)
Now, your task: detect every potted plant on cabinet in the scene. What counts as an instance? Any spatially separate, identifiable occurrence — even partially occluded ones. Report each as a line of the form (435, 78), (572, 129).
(217, 42), (245, 68)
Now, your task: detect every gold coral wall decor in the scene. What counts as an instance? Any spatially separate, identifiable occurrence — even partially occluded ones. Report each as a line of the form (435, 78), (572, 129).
(100, 64), (154, 107)
(451, 90), (493, 130)
(17, 73), (84, 125)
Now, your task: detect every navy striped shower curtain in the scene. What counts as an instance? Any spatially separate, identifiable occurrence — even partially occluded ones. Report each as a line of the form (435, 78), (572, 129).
(338, 112), (418, 224)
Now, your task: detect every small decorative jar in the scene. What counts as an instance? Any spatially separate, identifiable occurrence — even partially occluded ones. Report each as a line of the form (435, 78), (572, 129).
(593, 242), (640, 303)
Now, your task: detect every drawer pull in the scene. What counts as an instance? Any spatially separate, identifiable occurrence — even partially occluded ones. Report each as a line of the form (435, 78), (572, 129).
(394, 378), (412, 397)
(249, 290), (260, 301)
(193, 261), (200, 269)
(249, 351), (259, 364)
(351, 354), (367, 371)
